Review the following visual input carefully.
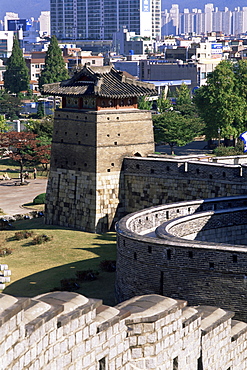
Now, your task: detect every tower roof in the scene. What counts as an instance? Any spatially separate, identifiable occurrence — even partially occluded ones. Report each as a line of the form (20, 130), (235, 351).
(42, 64), (157, 99)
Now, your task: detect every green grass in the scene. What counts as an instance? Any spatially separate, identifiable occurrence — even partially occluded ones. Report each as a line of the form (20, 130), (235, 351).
(22, 202), (45, 211)
(0, 218), (117, 306)
(0, 158), (20, 179)
(0, 158), (48, 179)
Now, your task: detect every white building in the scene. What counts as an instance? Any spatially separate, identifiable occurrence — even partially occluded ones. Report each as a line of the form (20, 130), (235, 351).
(0, 31), (14, 58)
(38, 11), (50, 37)
(4, 12), (18, 31)
(204, 3), (214, 33)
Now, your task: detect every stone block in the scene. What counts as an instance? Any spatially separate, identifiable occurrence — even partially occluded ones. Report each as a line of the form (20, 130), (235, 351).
(131, 347), (143, 359)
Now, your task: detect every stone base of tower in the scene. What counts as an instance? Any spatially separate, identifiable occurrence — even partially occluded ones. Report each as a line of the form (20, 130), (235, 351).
(45, 169), (124, 233)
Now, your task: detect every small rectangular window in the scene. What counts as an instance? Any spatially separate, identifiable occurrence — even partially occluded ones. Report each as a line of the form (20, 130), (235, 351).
(173, 356), (178, 370)
(232, 255), (238, 263)
(99, 357), (106, 370)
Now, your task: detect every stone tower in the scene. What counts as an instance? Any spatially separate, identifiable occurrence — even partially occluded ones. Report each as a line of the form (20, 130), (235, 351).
(43, 65), (156, 232)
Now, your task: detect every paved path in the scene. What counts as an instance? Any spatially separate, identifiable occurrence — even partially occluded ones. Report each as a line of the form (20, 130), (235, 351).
(0, 178), (47, 216)
(156, 139), (212, 156)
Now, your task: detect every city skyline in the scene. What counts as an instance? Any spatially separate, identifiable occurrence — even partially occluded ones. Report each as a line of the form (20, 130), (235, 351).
(2, 0), (247, 22)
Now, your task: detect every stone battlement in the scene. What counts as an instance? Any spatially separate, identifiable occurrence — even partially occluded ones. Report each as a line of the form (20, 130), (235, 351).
(1, 291), (247, 370)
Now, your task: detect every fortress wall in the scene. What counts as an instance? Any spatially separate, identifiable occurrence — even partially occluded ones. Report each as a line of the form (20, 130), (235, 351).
(230, 320), (247, 369)
(116, 197), (247, 322)
(165, 209), (247, 245)
(212, 155), (247, 165)
(45, 169), (97, 231)
(123, 157), (247, 214)
(2, 291), (247, 370)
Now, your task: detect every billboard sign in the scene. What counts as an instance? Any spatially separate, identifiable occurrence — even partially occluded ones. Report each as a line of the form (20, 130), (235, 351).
(211, 43), (222, 54)
(8, 19), (32, 32)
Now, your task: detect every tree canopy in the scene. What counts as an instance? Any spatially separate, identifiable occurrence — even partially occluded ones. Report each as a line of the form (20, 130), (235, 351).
(39, 35), (69, 90)
(193, 60), (247, 141)
(0, 115), (10, 133)
(4, 37), (30, 94)
(0, 132), (51, 182)
(0, 92), (22, 120)
(138, 96), (153, 110)
(25, 116), (54, 145)
(153, 110), (204, 154)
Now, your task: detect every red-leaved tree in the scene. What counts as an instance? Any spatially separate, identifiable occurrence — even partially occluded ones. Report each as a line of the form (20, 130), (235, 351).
(0, 132), (51, 183)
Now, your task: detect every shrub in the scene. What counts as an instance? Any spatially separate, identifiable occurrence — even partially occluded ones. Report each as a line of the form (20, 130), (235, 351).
(60, 278), (80, 291)
(99, 260), (116, 272)
(75, 269), (99, 281)
(213, 142), (245, 156)
(0, 248), (12, 257)
(32, 234), (53, 245)
(14, 230), (34, 240)
(33, 193), (46, 205)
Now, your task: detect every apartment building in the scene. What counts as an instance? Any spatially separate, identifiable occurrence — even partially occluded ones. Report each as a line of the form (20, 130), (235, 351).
(50, 0), (161, 41)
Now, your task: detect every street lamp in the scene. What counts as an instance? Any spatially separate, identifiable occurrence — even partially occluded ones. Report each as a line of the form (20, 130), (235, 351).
(218, 128), (221, 147)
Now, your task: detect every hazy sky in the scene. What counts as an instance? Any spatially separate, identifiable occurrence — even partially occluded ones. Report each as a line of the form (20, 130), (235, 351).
(0, 0), (49, 20)
(1, 0), (247, 21)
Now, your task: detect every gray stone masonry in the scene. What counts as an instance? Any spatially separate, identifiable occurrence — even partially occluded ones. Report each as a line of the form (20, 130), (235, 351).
(1, 291), (247, 370)
(45, 109), (154, 233)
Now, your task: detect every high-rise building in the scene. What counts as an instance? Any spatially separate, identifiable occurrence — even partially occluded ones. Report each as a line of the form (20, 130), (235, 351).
(50, 0), (161, 41)
(204, 3), (214, 33)
(222, 8), (232, 35)
(38, 11), (50, 37)
(4, 12), (18, 31)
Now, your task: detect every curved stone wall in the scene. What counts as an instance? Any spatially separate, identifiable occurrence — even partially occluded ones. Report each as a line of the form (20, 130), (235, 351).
(115, 195), (247, 321)
(158, 208), (247, 245)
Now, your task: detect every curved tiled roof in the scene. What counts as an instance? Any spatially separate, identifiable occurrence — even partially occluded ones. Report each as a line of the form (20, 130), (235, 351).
(42, 65), (157, 98)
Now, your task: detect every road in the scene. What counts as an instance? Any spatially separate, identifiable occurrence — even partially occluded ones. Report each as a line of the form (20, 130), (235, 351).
(156, 139), (212, 156)
(0, 178), (47, 216)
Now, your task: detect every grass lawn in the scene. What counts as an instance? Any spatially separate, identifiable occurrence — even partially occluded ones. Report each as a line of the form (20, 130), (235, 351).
(0, 218), (117, 306)
(0, 158), (48, 179)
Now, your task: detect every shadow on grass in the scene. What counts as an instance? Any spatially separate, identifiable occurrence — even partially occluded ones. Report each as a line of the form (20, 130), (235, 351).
(3, 247), (116, 306)
(3, 217), (117, 306)
(4, 258), (116, 306)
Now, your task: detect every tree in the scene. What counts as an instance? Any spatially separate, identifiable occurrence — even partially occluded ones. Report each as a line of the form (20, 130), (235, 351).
(4, 37), (30, 94)
(39, 35), (69, 90)
(175, 83), (191, 106)
(157, 90), (172, 113)
(175, 83), (198, 117)
(0, 92), (22, 120)
(153, 111), (204, 155)
(193, 60), (247, 142)
(25, 116), (53, 142)
(0, 115), (10, 132)
(0, 132), (51, 183)
(36, 102), (45, 118)
(138, 96), (153, 110)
